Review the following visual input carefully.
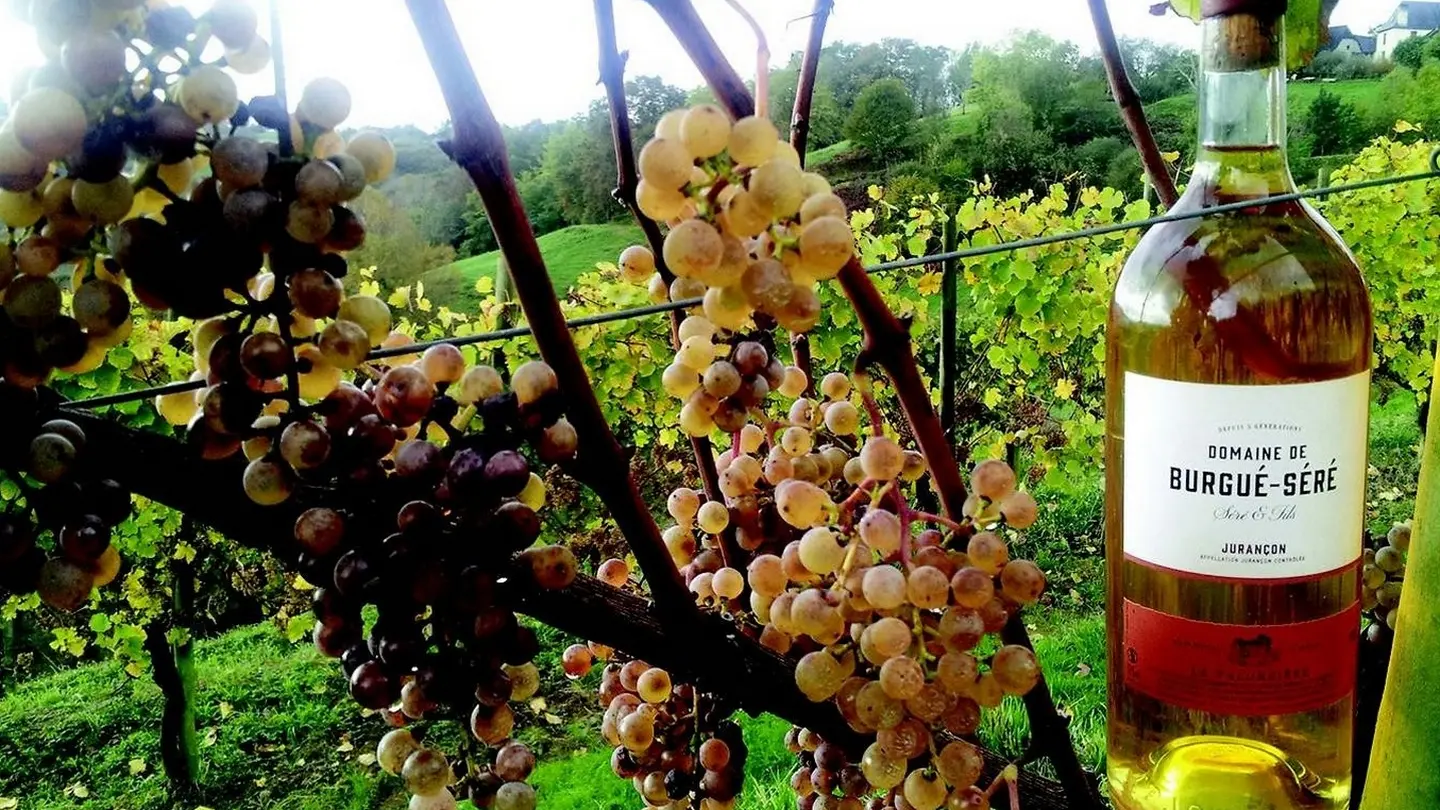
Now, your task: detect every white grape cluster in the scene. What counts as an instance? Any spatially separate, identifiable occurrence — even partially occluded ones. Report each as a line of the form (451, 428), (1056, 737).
(618, 103), (854, 337)
(376, 728), (537, 810)
(1363, 521), (1409, 639)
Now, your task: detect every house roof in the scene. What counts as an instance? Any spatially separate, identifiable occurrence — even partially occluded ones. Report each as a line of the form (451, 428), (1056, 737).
(1375, 2), (1440, 33)
(1326, 25), (1378, 54)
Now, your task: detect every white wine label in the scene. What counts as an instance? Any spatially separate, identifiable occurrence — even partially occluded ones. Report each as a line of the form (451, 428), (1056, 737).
(1122, 370), (1369, 581)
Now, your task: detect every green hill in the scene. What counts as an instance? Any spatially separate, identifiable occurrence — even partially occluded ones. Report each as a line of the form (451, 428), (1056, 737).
(1146, 77), (1386, 122)
(420, 223), (645, 312)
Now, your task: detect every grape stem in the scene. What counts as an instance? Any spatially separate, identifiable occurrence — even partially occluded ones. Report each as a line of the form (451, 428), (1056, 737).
(907, 509), (966, 535)
(854, 370), (887, 438)
(592, 0), (746, 571)
(720, 0), (768, 114)
(836, 478), (876, 531)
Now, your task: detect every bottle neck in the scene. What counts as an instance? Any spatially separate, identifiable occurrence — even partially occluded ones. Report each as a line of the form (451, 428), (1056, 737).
(1193, 12), (1295, 197)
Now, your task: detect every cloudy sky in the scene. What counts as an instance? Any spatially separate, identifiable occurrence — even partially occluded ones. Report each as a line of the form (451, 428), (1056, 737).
(0, 0), (1393, 131)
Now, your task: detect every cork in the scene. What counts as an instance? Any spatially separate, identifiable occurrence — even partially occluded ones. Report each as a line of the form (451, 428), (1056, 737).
(1201, 0), (1287, 17)
(1202, 8), (1283, 71)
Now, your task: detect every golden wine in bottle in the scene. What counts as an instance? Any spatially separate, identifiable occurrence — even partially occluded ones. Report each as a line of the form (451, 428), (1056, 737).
(1104, 3), (1371, 809)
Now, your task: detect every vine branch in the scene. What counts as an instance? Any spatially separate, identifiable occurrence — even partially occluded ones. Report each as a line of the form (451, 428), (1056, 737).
(404, 0), (695, 622)
(786, 0), (833, 396)
(1087, 0), (1179, 208)
(593, 0), (745, 569)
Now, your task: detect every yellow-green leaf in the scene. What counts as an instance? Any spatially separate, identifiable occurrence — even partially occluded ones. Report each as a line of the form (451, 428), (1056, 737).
(1054, 378), (1077, 400)
(128, 758), (147, 775)
(219, 701), (233, 719)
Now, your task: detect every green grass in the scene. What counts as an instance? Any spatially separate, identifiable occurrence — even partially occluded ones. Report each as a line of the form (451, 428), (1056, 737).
(1146, 77), (1386, 122)
(419, 223), (645, 312)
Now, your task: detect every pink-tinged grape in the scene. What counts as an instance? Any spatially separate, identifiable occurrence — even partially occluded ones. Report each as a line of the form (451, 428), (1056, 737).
(400, 680), (434, 719)
(637, 178), (686, 221)
(763, 450), (794, 485)
(790, 588), (843, 643)
(936, 740), (984, 790)
(418, 343), (465, 384)
(691, 570), (716, 603)
(992, 644), (1041, 695)
(859, 616), (911, 664)
(970, 459), (1016, 500)
(799, 215), (854, 278)
(297, 77), (352, 129)
(295, 507), (344, 556)
(618, 709), (656, 751)
(966, 532), (1009, 575)
(496, 783), (538, 810)
(781, 426), (814, 457)
(12, 87), (86, 162)
(747, 554), (785, 597)
(665, 525), (697, 565)
(775, 479), (829, 528)
(1000, 559), (1045, 605)
(938, 607), (984, 652)
(664, 218), (724, 279)
(907, 565), (950, 609)
(346, 131), (396, 183)
(712, 566), (744, 599)
(179, 65), (240, 123)
(798, 527), (845, 575)
(860, 436), (905, 481)
(680, 104), (730, 158)
(375, 366), (435, 427)
(950, 566), (995, 609)
(338, 296), (392, 346)
(857, 509), (901, 557)
(558, 639), (593, 677)
(402, 747), (451, 796)
(638, 137), (692, 189)
(760, 623), (792, 654)
(16, 235), (59, 277)
(377, 728), (421, 775)
(279, 420), (331, 470)
(494, 742), (536, 783)
(979, 597), (1010, 633)
(904, 681), (954, 724)
(740, 423), (766, 453)
(859, 742), (906, 790)
(740, 258), (794, 314)
(878, 655), (925, 700)
(699, 738), (731, 772)
(703, 360), (741, 398)
(243, 458), (293, 505)
(999, 490), (1038, 528)
(862, 566), (907, 610)
(456, 364), (504, 405)
(522, 545), (578, 589)
(512, 360), (559, 405)
(618, 245), (655, 284)
(667, 487), (700, 522)
(942, 697), (983, 738)
(795, 650), (846, 701)
(38, 557), (94, 612)
(748, 158), (804, 219)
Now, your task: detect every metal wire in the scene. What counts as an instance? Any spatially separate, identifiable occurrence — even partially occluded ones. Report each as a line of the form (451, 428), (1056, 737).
(70, 160), (1440, 411)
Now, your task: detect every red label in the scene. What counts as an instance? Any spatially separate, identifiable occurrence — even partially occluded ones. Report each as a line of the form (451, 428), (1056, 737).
(1122, 599), (1359, 716)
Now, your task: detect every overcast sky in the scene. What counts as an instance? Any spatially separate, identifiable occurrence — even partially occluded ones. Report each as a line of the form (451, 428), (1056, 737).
(0, 0), (1394, 131)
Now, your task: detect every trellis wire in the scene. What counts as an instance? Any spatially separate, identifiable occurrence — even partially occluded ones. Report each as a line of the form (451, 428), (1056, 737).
(70, 158), (1440, 411)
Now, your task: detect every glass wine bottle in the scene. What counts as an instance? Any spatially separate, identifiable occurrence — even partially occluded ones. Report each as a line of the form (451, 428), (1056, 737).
(1104, 2), (1371, 809)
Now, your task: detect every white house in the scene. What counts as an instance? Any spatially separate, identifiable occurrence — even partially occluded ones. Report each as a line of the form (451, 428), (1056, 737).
(1323, 25), (1377, 57)
(1373, 2), (1440, 59)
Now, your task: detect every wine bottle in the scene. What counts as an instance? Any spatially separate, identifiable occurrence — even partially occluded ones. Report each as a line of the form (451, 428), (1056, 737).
(1104, 2), (1371, 808)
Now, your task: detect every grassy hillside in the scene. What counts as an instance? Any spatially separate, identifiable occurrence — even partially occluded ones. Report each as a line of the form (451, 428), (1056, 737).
(1146, 77), (1386, 122)
(420, 223), (645, 312)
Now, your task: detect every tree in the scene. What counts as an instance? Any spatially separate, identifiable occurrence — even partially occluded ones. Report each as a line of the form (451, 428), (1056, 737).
(1394, 34), (1428, 70)
(1301, 90), (1364, 156)
(845, 78), (915, 161)
(344, 187), (457, 287)
(623, 74), (687, 141)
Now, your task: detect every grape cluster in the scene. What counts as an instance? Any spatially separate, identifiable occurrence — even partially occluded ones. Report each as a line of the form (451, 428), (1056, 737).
(619, 103), (852, 335)
(1362, 521), (1409, 641)
(377, 728), (537, 810)
(300, 360), (576, 806)
(597, 659), (749, 810)
(1, 1), (394, 387)
(0, 402), (131, 613)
